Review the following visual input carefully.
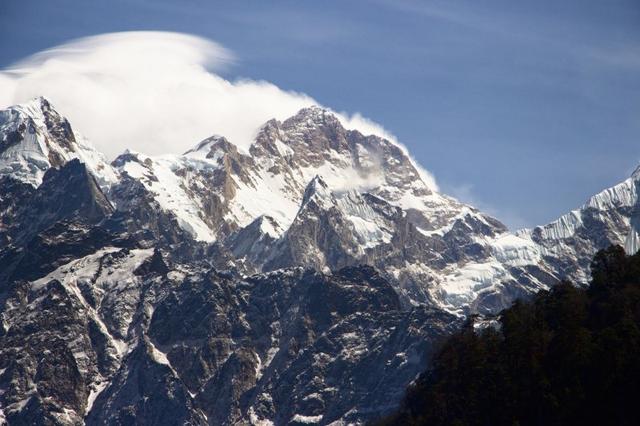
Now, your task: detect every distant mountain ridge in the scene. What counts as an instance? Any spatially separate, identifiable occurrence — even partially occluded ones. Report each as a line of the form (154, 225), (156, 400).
(0, 97), (638, 424)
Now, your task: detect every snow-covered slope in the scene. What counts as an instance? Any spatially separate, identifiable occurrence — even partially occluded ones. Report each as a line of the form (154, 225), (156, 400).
(112, 107), (491, 242)
(113, 151), (220, 242)
(0, 97), (117, 188)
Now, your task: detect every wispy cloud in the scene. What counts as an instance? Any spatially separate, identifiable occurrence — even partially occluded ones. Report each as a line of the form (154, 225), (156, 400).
(580, 44), (640, 71)
(375, 0), (640, 73)
(373, 0), (539, 41)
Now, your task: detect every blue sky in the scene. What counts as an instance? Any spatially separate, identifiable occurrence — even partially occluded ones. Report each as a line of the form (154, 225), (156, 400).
(1, 0), (639, 228)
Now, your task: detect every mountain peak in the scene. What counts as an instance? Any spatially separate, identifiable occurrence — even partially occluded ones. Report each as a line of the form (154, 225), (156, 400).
(300, 175), (334, 209)
(295, 104), (333, 118)
(11, 96), (51, 116)
(0, 97), (117, 188)
(183, 135), (235, 160)
(282, 105), (342, 131)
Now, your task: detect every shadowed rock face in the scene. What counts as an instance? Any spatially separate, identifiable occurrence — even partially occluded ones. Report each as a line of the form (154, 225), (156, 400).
(0, 236), (459, 425)
(0, 176), (35, 246)
(1, 159), (113, 245)
(96, 265), (458, 425)
(0, 278), (118, 425)
(1, 98), (640, 424)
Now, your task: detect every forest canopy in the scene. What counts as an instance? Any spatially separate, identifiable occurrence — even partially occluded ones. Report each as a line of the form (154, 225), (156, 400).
(379, 245), (640, 426)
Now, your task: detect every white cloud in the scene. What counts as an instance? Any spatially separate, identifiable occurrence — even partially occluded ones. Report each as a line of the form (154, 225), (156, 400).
(0, 31), (437, 189)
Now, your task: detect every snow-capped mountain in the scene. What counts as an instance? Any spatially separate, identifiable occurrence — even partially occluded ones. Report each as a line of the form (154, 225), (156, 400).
(0, 97), (637, 425)
(0, 97), (117, 189)
(106, 102), (546, 314)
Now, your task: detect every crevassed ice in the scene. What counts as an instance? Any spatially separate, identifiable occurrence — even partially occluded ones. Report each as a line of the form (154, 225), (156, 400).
(440, 261), (507, 310)
(490, 233), (542, 266)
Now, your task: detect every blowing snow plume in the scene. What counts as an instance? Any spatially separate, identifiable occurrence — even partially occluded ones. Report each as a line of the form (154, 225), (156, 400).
(0, 31), (440, 190)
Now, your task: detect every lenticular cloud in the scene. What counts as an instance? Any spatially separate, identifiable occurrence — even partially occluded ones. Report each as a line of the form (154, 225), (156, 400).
(0, 31), (437, 189)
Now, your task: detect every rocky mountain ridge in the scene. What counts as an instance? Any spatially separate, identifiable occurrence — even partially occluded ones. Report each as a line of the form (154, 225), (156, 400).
(1, 97), (638, 425)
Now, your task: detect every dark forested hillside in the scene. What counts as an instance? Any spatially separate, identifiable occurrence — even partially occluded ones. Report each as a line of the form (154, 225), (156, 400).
(379, 245), (640, 426)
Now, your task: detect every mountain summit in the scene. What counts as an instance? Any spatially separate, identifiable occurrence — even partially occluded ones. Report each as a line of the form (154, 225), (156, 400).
(0, 97), (117, 188)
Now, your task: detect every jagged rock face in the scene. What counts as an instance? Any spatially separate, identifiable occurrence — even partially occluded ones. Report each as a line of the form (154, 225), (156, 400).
(0, 247), (153, 425)
(0, 158), (130, 286)
(7, 159), (114, 244)
(93, 263), (458, 425)
(0, 239), (459, 425)
(1, 97), (640, 425)
(87, 338), (209, 426)
(0, 279), (113, 425)
(0, 176), (35, 246)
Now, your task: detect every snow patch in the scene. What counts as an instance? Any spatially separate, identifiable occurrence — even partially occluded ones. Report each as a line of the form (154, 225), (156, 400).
(86, 381), (108, 414)
(118, 153), (217, 242)
(291, 414), (323, 424)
